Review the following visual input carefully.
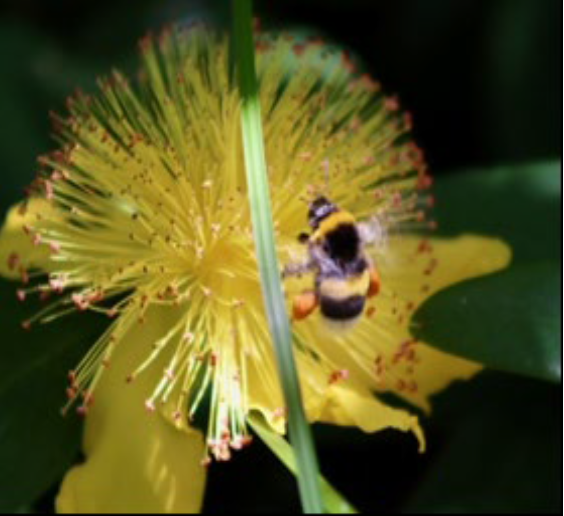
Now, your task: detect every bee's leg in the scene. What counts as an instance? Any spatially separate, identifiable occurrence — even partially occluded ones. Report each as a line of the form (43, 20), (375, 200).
(367, 267), (381, 298)
(292, 290), (319, 321)
(281, 260), (314, 279)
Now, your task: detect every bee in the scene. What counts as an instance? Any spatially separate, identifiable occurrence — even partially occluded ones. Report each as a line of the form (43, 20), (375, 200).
(283, 196), (382, 325)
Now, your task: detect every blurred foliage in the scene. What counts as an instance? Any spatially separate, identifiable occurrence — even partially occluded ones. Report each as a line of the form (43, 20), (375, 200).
(0, 0), (560, 513)
(405, 371), (560, 513)
(0, 281), (106, 513)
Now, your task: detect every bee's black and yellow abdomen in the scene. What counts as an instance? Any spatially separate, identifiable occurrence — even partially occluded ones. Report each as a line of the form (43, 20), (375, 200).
(317, 270), (370, 321)
(319, 294), (366, 320)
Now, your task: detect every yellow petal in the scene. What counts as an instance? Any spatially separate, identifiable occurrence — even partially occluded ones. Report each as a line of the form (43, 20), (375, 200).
(309, 384), (425, 452)
(0, 200), (54, 279)
(383, 235), (511, 410)
(57, 307), (207, 514)
(382, 234), (512, 304)
(296, 234), (510, 421)
(395, 343), (481, 412)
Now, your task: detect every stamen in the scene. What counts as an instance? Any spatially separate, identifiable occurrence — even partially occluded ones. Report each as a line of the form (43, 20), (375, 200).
(7, 25), (438, 464)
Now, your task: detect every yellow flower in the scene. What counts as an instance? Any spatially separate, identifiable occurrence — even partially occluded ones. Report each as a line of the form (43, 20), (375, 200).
(0, 26), (510, 512)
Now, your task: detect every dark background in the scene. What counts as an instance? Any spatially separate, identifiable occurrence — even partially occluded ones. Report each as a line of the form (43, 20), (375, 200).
(0, 0), (560, 513)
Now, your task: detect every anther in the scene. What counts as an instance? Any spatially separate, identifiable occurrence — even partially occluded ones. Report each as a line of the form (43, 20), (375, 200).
(329, 369), (350, 385)
(49, 276), (66, 293)
(7, 252), (20, 271)
(384, 96), (400, 111)
(182, 332), (195, 344)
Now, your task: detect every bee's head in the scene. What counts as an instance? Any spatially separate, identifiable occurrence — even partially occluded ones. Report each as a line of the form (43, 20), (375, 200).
(308, 196), (338, 229)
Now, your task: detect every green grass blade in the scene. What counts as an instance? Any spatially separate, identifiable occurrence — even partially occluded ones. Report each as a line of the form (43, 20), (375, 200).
(231, 1), (324, 513)
(250, 415), (358, 514)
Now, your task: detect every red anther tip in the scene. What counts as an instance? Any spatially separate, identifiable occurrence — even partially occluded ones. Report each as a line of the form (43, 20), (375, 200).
(293, 43), (306, 56)
(7, 252), (20, 271)
(384, 96), (400, 112)
(418, 175), (433, 190)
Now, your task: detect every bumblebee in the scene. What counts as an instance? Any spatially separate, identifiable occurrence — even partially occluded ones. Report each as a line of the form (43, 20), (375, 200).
(283, 196), (381, 324)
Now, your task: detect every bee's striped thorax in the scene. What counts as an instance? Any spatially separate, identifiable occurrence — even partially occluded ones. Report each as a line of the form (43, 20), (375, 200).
(311, 210), (356, 243)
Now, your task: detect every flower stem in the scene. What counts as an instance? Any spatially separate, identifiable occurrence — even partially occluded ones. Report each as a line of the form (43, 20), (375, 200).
(232, 1), (324, 513)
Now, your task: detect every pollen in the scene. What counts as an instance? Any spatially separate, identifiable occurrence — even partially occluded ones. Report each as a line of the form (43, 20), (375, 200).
(13, 25), (434, 462)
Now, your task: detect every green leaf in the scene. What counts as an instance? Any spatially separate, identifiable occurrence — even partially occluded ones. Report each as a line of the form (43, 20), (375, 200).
(432, 160), (560, 263)
(414, 262), (561, 383)
(0, 280), (107, 512)
(406, 371), (560, 513)
(250, 415), (358, 514)
(232, 1), (323, 513)
(413, 161), (561, 382)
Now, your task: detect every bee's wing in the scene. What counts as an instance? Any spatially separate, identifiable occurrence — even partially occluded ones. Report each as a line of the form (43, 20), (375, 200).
(358, 215), (388, 249)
